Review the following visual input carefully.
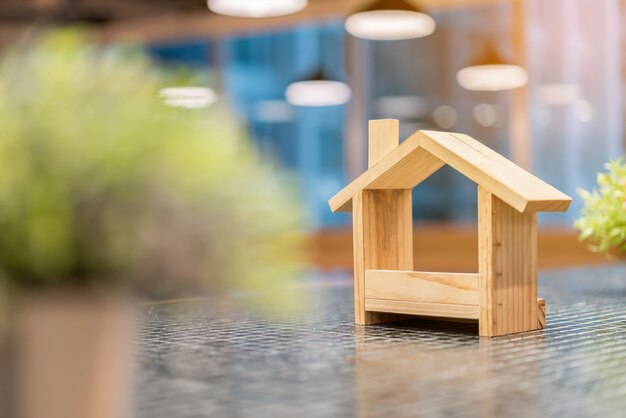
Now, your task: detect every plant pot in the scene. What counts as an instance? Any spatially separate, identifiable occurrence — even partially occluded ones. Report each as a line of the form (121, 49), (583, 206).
(2, 290), (133, 418)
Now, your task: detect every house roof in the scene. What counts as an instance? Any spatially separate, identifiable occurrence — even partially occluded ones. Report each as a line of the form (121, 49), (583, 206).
(329, 130), (572, 213)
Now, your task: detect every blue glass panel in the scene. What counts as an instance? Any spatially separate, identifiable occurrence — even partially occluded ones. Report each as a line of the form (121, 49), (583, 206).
(148, 39), (212, 68)
(224, 22), (349, 229)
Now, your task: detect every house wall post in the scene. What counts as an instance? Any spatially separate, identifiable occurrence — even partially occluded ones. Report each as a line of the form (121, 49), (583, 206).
(352, 120), (413, 325)
(477, 186), (539, 336)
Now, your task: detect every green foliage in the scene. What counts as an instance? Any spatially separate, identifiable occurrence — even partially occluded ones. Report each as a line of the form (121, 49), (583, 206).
(0, 30), (306, 309)
(574, 158), (626, 256)
(158, 64), (216, 89)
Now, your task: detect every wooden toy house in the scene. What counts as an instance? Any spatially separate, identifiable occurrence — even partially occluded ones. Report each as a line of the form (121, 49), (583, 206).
(329, 119), (572, 337)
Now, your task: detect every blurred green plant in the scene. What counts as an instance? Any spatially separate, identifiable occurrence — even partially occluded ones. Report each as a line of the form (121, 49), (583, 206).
(574, 158), (626, 256)
(0, 30), (306, 310)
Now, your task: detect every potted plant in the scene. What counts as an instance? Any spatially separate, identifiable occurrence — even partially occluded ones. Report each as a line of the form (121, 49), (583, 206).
(0, 31), (305, 418)
(575, 158), (626, 258)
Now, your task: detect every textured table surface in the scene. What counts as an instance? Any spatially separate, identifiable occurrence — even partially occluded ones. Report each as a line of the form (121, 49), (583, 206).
(135, 265), (626, 418)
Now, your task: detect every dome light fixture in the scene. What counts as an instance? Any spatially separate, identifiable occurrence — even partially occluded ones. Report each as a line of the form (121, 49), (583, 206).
(159, 87), (217, 109)
(285, 72), (351, 107)
(345, 0), (435, 41)
(207, 0), (307, 18)
(457, 44), (528, 91)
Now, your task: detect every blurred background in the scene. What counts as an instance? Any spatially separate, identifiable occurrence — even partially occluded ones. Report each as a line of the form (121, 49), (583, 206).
(1, 0), (624, 270)
(2, 2), (626, 418)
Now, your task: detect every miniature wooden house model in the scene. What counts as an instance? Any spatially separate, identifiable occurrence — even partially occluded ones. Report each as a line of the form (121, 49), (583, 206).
(329, 119), (572, 337)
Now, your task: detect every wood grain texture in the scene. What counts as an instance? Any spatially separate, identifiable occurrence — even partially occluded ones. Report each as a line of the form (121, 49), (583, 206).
(478, 186), (538, 337)
(329, 133), (443, 212)
(364, 270), (478, 306)
(351, 120), (415, 325)
(367, 147), (444, 190)
(365, 298), (480, 320)
(418, 131), (571, 213)
(360, 191), (413, 270)
(337, 121), (566, 335)
(353, 190), (413, 325)
(368, 119), (399, 168)
(365, 292), (545, 324)
(328, 130), (571, 214)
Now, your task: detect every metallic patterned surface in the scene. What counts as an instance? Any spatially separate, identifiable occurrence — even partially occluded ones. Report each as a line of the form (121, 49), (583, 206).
(135, 265), (626, 418)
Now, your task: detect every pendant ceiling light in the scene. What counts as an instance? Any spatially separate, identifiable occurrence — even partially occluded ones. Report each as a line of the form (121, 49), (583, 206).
(456, 43), (528, 91)
(159, 87), (217, 109)
(285, 71), (351, 107)
(286, 26), (351, 107)
(345, 0), (435, 41)
(207, 0), (307, 18)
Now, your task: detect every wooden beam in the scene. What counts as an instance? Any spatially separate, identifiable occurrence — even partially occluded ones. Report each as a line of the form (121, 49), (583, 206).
(0, 0), (511, 45)
(365, 298), (480, 320)
(368, 119), (400, 168)
(101, 0), (510, 43)
(353, 190), (414, 324)
(329, 130), (571, 214)
(365, 270), (478, 305)
(352, 120), (414, 325)
(364, 297), (547, 323)
(102, 1), (355, 43)
(329, 133), (442, 212)
(418, 131), (571, 212)
(478, 185), (538, 337)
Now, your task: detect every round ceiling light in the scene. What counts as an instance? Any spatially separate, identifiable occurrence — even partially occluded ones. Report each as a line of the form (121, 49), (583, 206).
(345, 0), (435, 41)
(457, 64), (528, 91)
(207, 0), (307, 18)
(457, 43), (528, 91)
(159, 87), (217, 109)
(285, 80), (351, 107)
